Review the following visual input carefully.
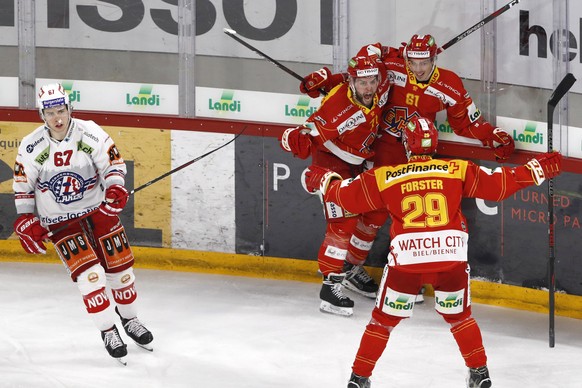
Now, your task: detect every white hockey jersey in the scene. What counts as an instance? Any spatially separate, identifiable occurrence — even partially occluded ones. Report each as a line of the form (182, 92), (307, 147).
(13, 118), (127, 227)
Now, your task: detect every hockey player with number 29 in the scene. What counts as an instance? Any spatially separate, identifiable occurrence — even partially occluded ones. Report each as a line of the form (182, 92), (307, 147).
(12, 83), (153, 365)
(305, 116), (562, 388)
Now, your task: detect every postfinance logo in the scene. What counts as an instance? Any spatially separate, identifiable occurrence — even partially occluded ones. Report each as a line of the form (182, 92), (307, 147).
(285, 96), (317, 118)
(61, 81), (81, 103)
(513, 121), (544, 145)
(126, 85), (160, 106)
(208, 90), (241, 113)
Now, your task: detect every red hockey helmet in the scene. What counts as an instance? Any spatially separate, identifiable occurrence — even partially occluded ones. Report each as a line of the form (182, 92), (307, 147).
(347, 56), (380, 78)
(404, 34), (438, 59)
(403, 117), (439, 156)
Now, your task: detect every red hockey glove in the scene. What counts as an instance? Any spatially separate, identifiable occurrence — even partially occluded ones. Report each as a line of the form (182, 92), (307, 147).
(481, 128), (515, 161)
(525, 151), (563, 185)
(280, 126), (312, 159)
(305, 165), (342, 194)
(99, 184), (129, 216)
(14, 214), (47, 254)
(299, 67), (346, 98)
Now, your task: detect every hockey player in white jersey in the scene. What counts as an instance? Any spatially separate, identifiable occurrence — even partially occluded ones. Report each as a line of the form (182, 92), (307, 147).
(12, 83), (153, 364)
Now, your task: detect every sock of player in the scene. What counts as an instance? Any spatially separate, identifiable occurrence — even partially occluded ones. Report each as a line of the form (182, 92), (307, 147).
(317, 222), (351, 275)
(352, 323), (391, 378)
(346, 222), (379, 265)
(450, 317), (488, 368)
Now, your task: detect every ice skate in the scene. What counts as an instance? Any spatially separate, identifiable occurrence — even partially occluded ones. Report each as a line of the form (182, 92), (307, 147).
(467, 366), (492, 388)
(320, 273), (354, 317)
(116, 307), (154, 351)
(343, 262), (378, 298)
(347, 372), (371, 388)
(101, 325), (128, 365)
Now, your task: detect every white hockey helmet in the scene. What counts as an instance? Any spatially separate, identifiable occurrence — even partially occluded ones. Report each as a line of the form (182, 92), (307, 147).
(38, 83), (70, 118)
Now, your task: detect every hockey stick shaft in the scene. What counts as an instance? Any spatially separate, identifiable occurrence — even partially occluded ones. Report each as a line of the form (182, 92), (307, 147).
(43, 127), (246, 239)
(546, 73), (576, 348)
(223, 28), (327, 96)
(438, 0), (520, 53)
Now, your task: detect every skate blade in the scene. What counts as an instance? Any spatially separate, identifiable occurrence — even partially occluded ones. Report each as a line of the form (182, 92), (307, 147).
(319, 301), (353, 317)
(115, 357), (127, 366)
(135, 342), (153, 352)
(342, 280), (377, 299)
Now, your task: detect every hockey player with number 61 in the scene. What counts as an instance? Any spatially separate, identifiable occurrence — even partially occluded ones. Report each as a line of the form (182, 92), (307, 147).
(12, 83), (153, 365)
(304, 116), (562, 388)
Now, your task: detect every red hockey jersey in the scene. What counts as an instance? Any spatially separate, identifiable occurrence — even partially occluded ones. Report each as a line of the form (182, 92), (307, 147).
(324, 156), (537, 273)
(306, 75), (391, 165)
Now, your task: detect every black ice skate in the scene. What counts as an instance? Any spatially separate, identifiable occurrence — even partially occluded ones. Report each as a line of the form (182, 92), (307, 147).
(467, 366), (492, 388)
(320, 273), (354, 317)
(347, 372), (371, 388)
(116, 307), (154, 351)
(101, 325), (128, 365)
(342, 262), (379, 299)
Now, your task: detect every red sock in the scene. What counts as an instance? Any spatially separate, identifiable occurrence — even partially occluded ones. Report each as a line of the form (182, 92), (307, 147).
(450, 318), (487, 368)
(352, 323), (390, 377)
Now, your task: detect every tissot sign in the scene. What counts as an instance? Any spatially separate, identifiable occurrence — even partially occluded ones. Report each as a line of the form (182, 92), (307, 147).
(0, 0), (581, 91)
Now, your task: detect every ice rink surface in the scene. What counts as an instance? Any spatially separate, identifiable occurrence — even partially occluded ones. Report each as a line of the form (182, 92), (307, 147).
(0, 261), (580, 388)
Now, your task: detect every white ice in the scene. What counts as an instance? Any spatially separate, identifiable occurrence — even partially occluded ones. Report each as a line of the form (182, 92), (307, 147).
(0, 262), (580, 388)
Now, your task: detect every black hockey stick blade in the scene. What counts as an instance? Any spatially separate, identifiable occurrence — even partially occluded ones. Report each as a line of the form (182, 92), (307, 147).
(439, 0), (520, 53)
(548, 73), (576, 110)
(223, 28), (327, 96)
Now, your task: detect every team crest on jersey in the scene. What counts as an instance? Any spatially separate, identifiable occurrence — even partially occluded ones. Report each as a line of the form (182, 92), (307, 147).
(382, 108), (421, 136)
(40, 172), (98, 204)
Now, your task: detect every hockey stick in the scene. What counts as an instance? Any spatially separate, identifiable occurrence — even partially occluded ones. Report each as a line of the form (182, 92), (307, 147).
(547, 73), (576, 348)
(438, 0), (520, 53)
(43, 127), (246, 239)
(223, 28), (328, 96)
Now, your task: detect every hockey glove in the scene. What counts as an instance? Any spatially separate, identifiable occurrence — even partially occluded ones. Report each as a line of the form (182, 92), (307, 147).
(305, 165), (342, 195)
(99, 184), (129, 216)
(525, 151), (562, 185)
(280, 126), (312, 159)
(481, 128), (515, 161)
(299, 67), (347, 98)
(14, 214), (47, 254)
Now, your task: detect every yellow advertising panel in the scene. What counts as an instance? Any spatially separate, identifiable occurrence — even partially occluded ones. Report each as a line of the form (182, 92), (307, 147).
(0, 121), (171, 247)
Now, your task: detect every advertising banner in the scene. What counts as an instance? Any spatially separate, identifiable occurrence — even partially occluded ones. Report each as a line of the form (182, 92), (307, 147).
(236, 137), (582, 296)
(0, 120), (171, 247)
(1, 1), (581, 92)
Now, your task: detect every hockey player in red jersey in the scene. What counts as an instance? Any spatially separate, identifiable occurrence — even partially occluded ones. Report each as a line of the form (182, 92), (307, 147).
(280, 55), (390, 316)
(12, 83), (153, 364)
(300, 34), (516, 302)
(304, 116), (562, 388)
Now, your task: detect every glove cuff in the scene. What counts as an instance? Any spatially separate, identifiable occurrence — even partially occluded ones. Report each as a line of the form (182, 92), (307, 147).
(525, 159), (545, 185)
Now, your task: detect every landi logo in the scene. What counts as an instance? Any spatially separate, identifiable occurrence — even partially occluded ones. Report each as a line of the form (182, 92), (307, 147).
(285, 96), (317, 118)
(512, 121), (544, 145)
(434, 118), (453, 134)
(126, 85), (160, 106)
(208, 90), (241, 112)
(61, 81), (81, 103)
